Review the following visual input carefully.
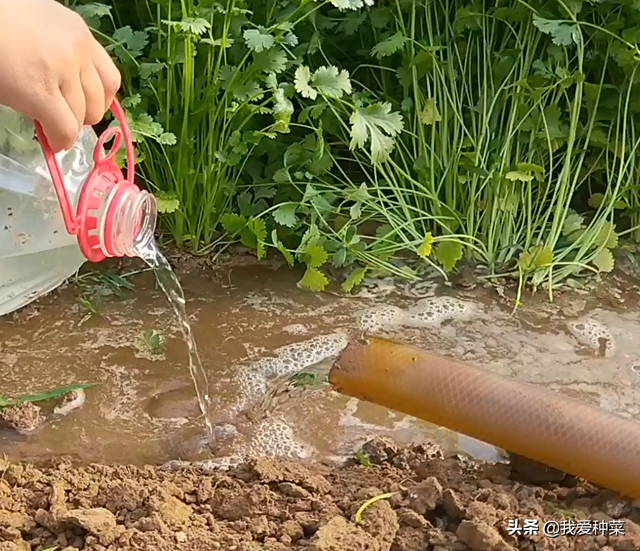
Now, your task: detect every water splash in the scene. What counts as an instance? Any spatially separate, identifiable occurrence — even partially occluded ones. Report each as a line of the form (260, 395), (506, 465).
(136, 239), (214, 439)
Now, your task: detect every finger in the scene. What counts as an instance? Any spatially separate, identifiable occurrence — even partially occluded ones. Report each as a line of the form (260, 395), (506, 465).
(34, 90), (80, 153)
(59, 74), (86, 137)
(81, 62), (106, 126)
(91, 38), (121, 109)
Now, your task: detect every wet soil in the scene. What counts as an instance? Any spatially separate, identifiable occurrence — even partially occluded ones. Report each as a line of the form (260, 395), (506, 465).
(0, 260), (504, 466)
(4, 253), (640, 466)
(1, 438), (639, 551)
(4, 253), (640, 550)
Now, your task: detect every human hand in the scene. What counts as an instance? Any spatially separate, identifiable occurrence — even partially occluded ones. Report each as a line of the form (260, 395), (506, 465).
(0, 0), (121, 153)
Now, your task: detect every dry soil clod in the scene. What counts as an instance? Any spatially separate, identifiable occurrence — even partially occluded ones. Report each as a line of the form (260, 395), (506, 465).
(0, 439), (638, 551)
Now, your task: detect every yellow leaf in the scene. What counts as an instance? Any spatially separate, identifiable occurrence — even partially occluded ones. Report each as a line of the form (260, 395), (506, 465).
(355, 492), (398, 524)
(518, 244), (554, 273)
(417, 232), (436, 258)
(341, 267), (367, 293)
(506, 170), (533, 183)
(592, 248), (615, 273)
(298, 267), (329, 292)
(420, 98), (441, 125)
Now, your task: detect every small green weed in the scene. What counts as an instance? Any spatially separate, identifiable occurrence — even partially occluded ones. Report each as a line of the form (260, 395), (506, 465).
(0, 383), (96, 409)
(143, 329), (165, 354)
(290, 372), (329, 388)
(75, 269), (140, 322)
(76, 270), (136, 299)
(355, 449), (373, 468)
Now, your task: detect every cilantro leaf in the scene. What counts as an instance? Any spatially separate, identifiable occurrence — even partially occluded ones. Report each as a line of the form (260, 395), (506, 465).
(349, 102), (404, 164)
(248, 218), (267, 259)
(294, 66), (317, 99)
(594, 221), (619, 250)
(518, 245), (554, 273)
(505, 171), (534, 182)
(329, 0), (375, 10)
(273, 204), (299, 227)
(341, 268), (367, 293)
(158, 133), (177, 146)
(272, 230), (295, 267)
(592, 248), (615, 273)
(254, 48), (288, 74)
(435, 241), (464, 272)
(272, 88), (294, 132)
(417, 232), (435, 258)
(74, 3), (112, 21)
(532, 15), (579, 47)
(295, 65), (352, 100)
(139, 62), (166, 80)
(180, 17), (211, 35)
(284, 32), (299, 47)
(311, 66), (352, 98)
(244, 28), (274, 52)
(304, 243), (329, 268)
(220, 213), (248, 235)
(371, 32), (407, 58)
(156, 194), (180, 214)
(562, 211), (584, 237)
(420, 98), (442, 125)
(110, 26), (148, 61)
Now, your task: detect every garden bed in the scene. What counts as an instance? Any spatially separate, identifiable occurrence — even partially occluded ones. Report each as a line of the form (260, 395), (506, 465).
(1, 439), (639, 551)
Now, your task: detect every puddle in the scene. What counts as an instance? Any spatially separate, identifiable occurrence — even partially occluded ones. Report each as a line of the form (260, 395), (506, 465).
(2, 262), (640, 468)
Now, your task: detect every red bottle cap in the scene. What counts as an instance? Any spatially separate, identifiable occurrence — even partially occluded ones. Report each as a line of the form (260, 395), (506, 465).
(34, 99), (141, 262)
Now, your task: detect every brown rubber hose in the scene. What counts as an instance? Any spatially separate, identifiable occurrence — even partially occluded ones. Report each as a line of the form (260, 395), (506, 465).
(329, 336), (640, 500)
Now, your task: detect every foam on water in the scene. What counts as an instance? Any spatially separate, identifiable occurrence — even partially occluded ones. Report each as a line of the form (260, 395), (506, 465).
(231, 332), (349, 414)
(247, 418), (312, 459)
(358, 296), (475, 333)
(163, 417), (312, 472)
(358, 304), (406, 333)
(163, 294), (477, 473)
(567, 318), (616, 357)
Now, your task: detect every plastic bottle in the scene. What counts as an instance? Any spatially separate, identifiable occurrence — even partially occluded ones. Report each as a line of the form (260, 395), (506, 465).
(0, 100), (157, 316)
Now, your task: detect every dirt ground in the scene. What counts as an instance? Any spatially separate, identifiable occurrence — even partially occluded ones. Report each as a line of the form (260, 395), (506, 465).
(0, 438), (638, 551)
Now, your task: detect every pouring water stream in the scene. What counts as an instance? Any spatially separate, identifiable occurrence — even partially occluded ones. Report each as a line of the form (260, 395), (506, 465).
(136, 239), (214, 440)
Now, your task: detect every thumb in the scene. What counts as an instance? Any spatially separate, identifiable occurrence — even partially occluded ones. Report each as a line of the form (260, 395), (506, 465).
(33, 92), (81, 153)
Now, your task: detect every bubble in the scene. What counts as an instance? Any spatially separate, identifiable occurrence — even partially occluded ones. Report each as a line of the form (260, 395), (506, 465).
(401, 296), (474, 326)
(231, 365), (269, 413)
(247, 418), (313, 460)
(567, 318), (616, 356)
(229, 333), (349, 414)
(358, 305), (405, 333)
(283, 324), (309, 335)
(358, 296), (475, 333)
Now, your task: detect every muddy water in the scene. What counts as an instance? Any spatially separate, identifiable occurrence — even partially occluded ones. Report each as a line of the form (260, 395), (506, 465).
(2, 260), (640, 467)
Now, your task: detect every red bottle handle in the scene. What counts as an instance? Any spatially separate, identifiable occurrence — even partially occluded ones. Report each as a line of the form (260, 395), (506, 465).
(34, 99), (136, 236)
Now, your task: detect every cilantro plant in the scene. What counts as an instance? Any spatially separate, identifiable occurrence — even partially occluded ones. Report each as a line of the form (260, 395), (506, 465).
(254, 0), (640, 295)
(69, 0), (382, 259)
(64, 0), (640, 296)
